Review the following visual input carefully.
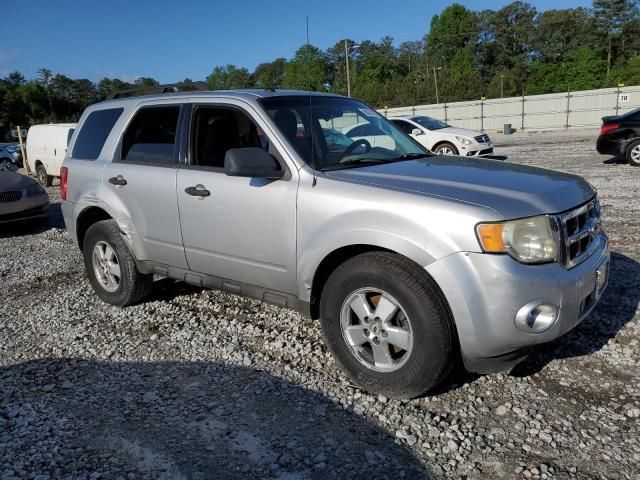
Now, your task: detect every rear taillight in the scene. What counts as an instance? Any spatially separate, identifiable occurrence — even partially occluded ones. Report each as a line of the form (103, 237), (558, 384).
(600, 123), (620, 136)
(60, 167), (68, 200)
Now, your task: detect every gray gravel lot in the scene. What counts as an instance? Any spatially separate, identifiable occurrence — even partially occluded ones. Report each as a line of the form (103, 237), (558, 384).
(1, 128), (639, 479)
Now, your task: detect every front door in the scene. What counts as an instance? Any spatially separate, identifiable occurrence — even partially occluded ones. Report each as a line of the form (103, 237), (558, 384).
(176, 103), (298, 295)
(101, 103), (187, 269)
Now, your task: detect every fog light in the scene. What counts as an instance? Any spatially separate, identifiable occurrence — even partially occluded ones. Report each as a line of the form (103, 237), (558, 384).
(515, 300), (558, 333)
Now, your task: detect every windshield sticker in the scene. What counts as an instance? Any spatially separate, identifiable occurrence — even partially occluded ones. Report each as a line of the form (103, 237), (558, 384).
(358, 108), (378, 117)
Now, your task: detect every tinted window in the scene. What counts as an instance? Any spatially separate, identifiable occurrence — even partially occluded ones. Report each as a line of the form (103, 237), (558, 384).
(392, 120), (414, 135)
(412, 116), (448, 130)
(121, 106), (180, 164)
(72, 108), (123, 160)
(191, 107), (267, 169)
(66, 128), (75, 146)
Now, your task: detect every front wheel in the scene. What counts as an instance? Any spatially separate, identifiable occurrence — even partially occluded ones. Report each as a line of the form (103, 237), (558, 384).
(626, 139), (640, 167)
(433, 142), (458, 155)
(319, 252), (456, 399)
(36, 164), (53, 187)
(83, 220), (152, 306)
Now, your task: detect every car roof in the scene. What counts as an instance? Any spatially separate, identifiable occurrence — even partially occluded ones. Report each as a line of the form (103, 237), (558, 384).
(95, 89), (346, 108)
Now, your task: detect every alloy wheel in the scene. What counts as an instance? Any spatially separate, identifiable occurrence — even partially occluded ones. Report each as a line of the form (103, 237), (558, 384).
(92, 241), (121, 292)
(340, 288), (413, 372)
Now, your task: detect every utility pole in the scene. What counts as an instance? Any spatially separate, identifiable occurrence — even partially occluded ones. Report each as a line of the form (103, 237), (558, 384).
(433, 66), (442, 104)
(344, 41), (359, 98)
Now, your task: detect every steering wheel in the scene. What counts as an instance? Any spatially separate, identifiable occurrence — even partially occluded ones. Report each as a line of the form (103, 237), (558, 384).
(340, 138), (372, 161)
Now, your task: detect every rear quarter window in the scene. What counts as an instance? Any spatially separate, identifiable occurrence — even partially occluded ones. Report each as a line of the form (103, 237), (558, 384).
(72, 108), (123, 160)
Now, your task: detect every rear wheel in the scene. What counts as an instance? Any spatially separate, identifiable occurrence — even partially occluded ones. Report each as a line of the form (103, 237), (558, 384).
(36, 164), (53, 187)
(319, 252), (456, 399)
(626, 140), (640, 167)
(83, 220), (152, 306)
(434, 142), (458, 155)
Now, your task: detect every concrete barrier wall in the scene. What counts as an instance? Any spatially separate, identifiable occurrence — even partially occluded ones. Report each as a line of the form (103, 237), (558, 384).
(379, 86), (640, 132)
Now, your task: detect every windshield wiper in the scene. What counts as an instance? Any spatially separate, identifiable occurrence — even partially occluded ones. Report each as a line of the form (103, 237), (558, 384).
(320, 158), (397, 171)
(388, 152), (432, 160)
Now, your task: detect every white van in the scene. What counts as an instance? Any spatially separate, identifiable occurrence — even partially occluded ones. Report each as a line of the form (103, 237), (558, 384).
(26, 123), (76, 186)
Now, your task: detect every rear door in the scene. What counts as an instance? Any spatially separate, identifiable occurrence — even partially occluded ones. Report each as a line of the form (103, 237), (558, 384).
(176, 100), (298, 295)
(101, 102), (188, 269)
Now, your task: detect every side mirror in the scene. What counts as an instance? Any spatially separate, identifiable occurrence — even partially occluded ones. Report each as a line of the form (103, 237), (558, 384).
(411, 128), (424, 136)
(224, 148), (284, 179)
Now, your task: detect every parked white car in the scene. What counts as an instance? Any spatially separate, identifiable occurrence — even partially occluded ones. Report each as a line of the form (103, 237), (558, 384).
(26, 123), (76, 186)
(390, 116), (493, 156)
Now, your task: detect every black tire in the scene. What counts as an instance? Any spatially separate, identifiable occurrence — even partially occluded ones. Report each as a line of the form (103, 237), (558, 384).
(319, 252), (457, 399)
(625, 139), (640, 167)
(433, 142), (458, 155)
(36, 164), (53, 187)
(83, 219), (152, 306)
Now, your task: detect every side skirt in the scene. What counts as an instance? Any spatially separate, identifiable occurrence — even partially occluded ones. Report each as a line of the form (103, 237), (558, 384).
(136, 260), (311, 317)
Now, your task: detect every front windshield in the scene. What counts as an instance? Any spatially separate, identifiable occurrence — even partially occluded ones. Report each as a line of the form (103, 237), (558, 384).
(260, 95), (429, 170)
(412, 116), (448, 130)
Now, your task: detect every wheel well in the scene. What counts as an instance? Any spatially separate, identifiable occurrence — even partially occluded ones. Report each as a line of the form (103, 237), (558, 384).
(76, 207), (112, 250)
(35, 160), (43, 167)
(309, 245), (392, 319)
(432, 140), (455, 150)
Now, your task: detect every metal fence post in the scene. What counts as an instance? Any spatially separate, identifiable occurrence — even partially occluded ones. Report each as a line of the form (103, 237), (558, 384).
(521, 91), (525, 131)
(615, 84), (620, 115)
(444, 101), (448, 123)
(565, 89), (571, 129)
(480, 97), (484, 132)
(412, 105), (416, 116)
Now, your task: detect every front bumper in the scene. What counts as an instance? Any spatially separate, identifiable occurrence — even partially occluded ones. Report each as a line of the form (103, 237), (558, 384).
(0, 193), (49, 224)
(460, 141), (493, 156)
(426, 233), (609, 373)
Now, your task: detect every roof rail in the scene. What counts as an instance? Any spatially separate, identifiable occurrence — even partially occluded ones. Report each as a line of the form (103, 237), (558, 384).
(107, 81), (209, 100)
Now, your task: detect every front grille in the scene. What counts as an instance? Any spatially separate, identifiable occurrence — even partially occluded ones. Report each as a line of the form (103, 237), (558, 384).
(0, 191), (22, 203)
(558, 197), (601, 268)
(474, 134), (490, 143)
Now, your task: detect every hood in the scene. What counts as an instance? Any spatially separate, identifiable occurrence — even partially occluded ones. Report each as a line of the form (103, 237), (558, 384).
(0, 171), (35, 191)
(324, 156), (595, 219)
(437, 126), (483, 138)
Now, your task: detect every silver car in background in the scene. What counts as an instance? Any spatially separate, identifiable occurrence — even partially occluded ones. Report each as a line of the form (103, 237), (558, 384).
(61, 89), (609, 398)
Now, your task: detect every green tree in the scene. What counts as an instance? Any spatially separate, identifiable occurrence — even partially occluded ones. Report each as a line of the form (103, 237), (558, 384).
(425, 4), (478, 64)
(593, 0), (639, 75)
(441, 47), (484, 101)
(206, 64), (252, 90)
(282, 45), (328, 91)
(252, 58), (286, 89)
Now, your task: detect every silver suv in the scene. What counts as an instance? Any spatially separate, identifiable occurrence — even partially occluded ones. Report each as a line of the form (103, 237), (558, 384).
(61, 89), (609, 398)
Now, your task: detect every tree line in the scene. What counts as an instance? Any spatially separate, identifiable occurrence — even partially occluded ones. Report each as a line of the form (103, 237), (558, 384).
(1, 0), (639, 141)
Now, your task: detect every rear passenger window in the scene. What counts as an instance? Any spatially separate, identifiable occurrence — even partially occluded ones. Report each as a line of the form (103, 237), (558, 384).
(72, 108), (123, 160)
(121, 106), (180, 164)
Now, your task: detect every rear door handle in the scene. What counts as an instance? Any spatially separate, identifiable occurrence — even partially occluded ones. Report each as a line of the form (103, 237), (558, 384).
(109, 175), (127, 186)
(185, 184), (210, 198)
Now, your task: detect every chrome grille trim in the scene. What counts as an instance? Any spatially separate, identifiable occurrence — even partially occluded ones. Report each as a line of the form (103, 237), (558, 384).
(474, 134), (490, 143)
(0, 191), (22, 203)
(556, 197), (601, 269)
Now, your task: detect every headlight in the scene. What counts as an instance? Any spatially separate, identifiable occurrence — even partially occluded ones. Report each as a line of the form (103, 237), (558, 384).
(476, 215), (559, 264)
(455, 136), (472, 145)
(26, 183), (45, 196)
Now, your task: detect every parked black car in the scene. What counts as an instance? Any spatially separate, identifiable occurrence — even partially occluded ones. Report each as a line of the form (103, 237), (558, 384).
(596, 107), (640, 166)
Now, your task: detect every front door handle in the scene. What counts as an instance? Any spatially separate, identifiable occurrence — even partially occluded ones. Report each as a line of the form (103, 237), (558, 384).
(185, 184), (210, 198)
(109, 175), (127, 186)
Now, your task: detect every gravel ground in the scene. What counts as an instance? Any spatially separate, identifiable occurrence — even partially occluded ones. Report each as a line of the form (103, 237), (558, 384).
(1, 129), (639, 479)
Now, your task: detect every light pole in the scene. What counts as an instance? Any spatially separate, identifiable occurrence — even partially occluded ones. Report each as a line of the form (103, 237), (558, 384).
(433, 66), (442, 104)
(344, 40), (360, 97)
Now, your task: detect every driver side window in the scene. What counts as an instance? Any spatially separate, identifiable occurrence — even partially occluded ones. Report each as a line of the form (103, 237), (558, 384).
(191, 106), (270, 169)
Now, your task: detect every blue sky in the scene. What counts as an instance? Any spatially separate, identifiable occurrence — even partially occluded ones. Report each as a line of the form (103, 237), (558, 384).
(3, 0), (591, 83)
